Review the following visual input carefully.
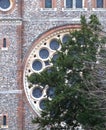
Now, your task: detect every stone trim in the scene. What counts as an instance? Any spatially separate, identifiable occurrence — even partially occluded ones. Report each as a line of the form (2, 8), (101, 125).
(0, 90), (22, 94)
(0, 19), (22, 25)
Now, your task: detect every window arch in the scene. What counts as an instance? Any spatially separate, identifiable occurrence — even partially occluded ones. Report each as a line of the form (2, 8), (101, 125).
(3, 115), (7, 126)
(3, 38), (6, 48)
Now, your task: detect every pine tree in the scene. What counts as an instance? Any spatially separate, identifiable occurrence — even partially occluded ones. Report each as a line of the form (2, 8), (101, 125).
(28, 15), (106, 130)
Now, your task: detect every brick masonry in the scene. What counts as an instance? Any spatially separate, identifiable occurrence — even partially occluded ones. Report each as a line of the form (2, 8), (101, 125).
(0, 0), (105, 130)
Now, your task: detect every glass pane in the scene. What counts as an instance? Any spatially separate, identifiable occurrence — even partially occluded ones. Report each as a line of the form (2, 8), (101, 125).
(32, 87), (42, 98)
(76, 0), (82, 8)
(66, 0), (73, 8)
(32, 60), (42, 71)
(62, 34), (70, 43)
(39, 48), (49, 59)
(44, 60), (50, 66)
(50, 39), (60, 50)
(47, 87), (55, 98)
(0, 0), (10, 9)
(52, 54), (59, 62)
(45, 0), (52, 8)
(3, 38), (6, 47)
(97, 0), (103, 8)
(3, 115), (6, 126)
(39, 100), (46, 110)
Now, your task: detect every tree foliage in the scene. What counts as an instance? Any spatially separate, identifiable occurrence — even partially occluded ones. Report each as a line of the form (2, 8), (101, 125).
(28, 15), (106, 130)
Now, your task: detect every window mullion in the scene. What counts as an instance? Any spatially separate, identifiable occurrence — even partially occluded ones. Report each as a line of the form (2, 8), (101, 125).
(73, 0), (76, 9)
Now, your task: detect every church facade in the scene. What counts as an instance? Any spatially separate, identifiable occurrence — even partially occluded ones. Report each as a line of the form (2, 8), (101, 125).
(0, 0), (106, 130)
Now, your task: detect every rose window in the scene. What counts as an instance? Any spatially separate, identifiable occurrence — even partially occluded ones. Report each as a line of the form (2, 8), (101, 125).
(23, 29), (73, 115)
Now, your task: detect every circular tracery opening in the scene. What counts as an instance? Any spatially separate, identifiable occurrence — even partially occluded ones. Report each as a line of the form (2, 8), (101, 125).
(50, 39), (60, 50)
(62, 34), (70, 43)
(0, 0), (10, 9)
(24, 30), (71, 115)
(32, 60), (43, 71)
(32, 87), (42, 98)
(47, 87), (55, 98)
(39, 48), (49, 59)
(39, 99), (47, 110)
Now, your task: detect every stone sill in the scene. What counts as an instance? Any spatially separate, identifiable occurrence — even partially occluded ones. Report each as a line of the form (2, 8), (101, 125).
(40, 8), (57, 11)
(1, 125), (8, 128)
(62, 8), (87, 11)
(1, 47), (8, 51)
(92, 8), (106, 11)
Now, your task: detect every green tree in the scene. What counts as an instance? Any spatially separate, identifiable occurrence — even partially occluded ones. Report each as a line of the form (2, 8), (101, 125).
(28, 15), (106, 130)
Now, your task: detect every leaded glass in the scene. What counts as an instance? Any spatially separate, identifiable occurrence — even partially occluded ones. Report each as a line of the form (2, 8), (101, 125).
(50, 39), (60, 50)
(76, 0), (82, 8)
(32, 60), (42, 71)
(97, 0), (103, 8)
(39, 48), (49, 59)
(32, 87), (42, 98)
(66, 0), (73, 8)
(62, 34), (70, 43)
(45, 0), (52, 8)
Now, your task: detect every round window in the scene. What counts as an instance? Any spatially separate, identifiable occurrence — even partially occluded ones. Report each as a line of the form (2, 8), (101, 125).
(62, 34), (70, 43)
(32, 87), (42, 98)
(52, 54), (59, 61)
(39, 48), (49, 59)
(32, 60), (42, 71)
(50, 39), (60, 50)
(39, 99), (47, 110)
(0, 0), (10, 9)
(47, 87), (55, 98)
(0, 0), (13, 11)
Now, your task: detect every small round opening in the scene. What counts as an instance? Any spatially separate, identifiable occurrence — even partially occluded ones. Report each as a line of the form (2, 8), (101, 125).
(32, 87), (42, 98)
(62, 34), (70, 43)
(39, 48), (49, 59)
(32, 60), (42, 71)
(39, 99), (47, 110)
(47, 87), (55, 98)
(50, 39), (60, 50)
